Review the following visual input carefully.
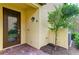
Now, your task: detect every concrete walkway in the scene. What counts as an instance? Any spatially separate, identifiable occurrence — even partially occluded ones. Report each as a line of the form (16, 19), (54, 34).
(69, 42), (79, 55)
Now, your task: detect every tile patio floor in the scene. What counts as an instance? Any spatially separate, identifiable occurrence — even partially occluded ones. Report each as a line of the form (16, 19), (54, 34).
(0, 44), (48, 55)
(0, 43), (79, 55)
(40, 44), (69, 55)
(41, 43), (79, 55)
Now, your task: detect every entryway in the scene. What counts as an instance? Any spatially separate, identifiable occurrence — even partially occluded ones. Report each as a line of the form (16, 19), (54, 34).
(3, 7), (21, 48)
(0, 44), (47, 55)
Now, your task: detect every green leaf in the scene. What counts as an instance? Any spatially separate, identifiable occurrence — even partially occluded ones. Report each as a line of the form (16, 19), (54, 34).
(48, 3), (79, 31)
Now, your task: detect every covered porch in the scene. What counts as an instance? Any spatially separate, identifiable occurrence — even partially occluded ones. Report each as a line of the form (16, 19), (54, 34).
(0, 3), (70, 55)
(0, 3), (41, 50)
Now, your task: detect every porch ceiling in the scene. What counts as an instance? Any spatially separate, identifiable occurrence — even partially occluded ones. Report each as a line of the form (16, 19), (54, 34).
(25, 3), (41, 9)
(17, 3), (40, 9)
(2, 3), (40, 10)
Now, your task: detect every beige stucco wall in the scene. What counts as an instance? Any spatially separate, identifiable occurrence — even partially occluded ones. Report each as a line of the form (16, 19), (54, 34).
(48, 29), (68, 49)
(22, 3), (68, 49)
(39, 3), (68, 49)
(25, 10), (40, 49)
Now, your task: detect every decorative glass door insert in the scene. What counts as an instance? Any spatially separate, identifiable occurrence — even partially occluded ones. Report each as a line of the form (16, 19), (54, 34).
(3, 7), (21, 48)
(8, 16), (18, 42)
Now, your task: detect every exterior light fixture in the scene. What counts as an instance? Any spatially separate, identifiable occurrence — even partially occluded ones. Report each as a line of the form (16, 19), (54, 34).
(31, 17), (35, 22)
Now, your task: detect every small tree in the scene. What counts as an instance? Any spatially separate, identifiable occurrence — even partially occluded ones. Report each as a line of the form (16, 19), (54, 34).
(48, 3), (79, 50)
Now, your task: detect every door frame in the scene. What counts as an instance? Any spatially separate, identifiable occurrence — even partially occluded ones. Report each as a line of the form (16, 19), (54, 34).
(3, 7), (21, 48)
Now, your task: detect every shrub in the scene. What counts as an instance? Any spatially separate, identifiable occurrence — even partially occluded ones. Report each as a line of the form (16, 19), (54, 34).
(73, 32), (79, 48)
(71, 32), (76, 40)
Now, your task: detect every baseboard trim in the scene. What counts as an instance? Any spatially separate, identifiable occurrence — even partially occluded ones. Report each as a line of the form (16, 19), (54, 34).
(3, 44), (22, 50)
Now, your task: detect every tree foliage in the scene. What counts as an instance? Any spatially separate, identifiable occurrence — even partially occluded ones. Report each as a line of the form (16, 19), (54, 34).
(48, 3), (79, 50)
(48, 3), (79, 31)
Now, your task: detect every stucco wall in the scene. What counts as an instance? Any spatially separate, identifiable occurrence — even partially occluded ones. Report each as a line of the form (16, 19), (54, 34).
(25, 10), (40, 49)
(48, 29), (68, 49)
(0, 5), (3, 50)
(0, 3), (38, 50)
(0, 3), (68, 50)
(39, 3), (68, 49)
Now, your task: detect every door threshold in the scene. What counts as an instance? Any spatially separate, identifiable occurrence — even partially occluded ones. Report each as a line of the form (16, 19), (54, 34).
(3, 44), (22, 50)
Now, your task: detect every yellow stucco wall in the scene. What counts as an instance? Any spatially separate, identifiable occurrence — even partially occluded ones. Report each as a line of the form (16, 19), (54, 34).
(39, 3), (68, 49)
(0, 3), (68, 50)
(0, 5), (3, 50)
(0, 3), (38, 50)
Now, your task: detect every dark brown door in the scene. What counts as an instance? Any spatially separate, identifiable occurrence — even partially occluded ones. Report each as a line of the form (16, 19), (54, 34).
(3, 7), (21, 48)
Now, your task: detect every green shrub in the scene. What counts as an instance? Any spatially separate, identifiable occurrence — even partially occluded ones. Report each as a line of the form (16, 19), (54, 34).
(71, 32), (75, 40)
(73, 32), (79, 48)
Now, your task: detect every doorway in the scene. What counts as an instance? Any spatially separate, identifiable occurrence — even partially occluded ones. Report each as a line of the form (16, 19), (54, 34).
(3, 7), (21, 48)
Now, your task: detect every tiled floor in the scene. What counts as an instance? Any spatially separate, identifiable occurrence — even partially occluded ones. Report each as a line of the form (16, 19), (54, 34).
(40, 44), (69, 55)
(40, 43), (79, 55)
(0, 44), (48, 55)
(0, 43), (79, 55)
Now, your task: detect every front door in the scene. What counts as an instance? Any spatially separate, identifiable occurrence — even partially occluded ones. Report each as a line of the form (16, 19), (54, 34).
(3, 7), (21, 48)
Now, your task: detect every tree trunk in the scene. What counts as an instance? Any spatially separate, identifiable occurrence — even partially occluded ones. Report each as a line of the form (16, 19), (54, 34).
(54, 29), (58, 50)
